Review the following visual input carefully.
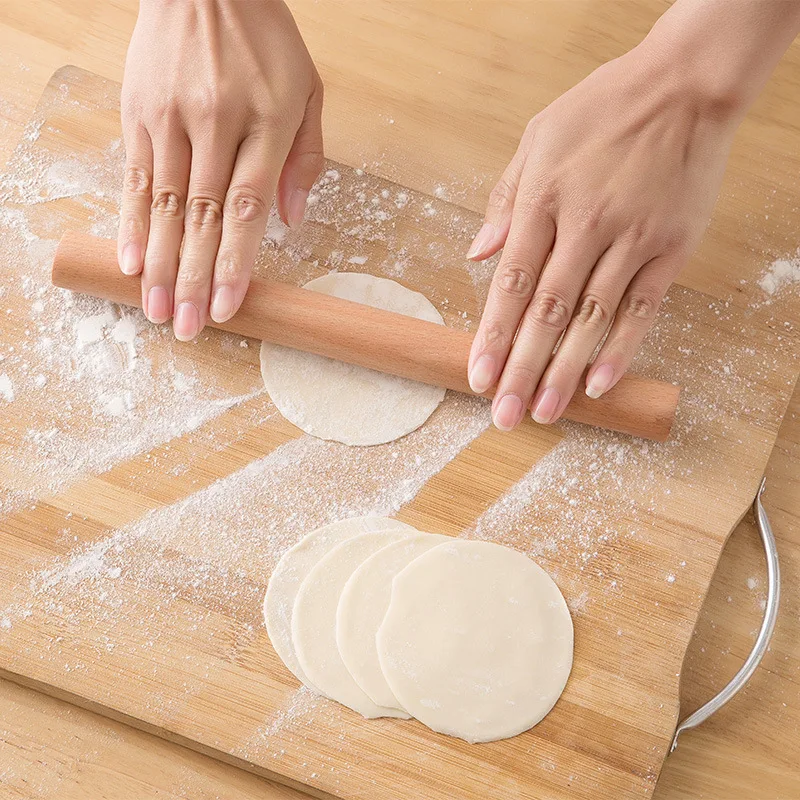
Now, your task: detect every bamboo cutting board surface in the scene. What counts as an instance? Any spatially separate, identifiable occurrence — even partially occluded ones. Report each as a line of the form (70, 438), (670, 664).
(0, 67), (797, 800)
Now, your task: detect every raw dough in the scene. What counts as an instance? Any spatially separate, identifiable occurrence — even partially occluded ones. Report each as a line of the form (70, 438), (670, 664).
(260, 272), (446, 446)
(292, 530), (415, 718)
(376, 539), (573, 743)
(264, 516), (414, 688)
(336, 532), (449, 709)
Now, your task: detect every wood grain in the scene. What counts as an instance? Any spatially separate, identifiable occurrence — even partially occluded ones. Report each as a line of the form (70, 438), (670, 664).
(0, 1), (798, 799)
(0, 65), (796, 800)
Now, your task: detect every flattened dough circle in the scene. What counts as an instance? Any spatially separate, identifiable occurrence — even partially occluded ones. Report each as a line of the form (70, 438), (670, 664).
(292, 530), (416, 718)
(376, 539), (573, 743)
(264, 516), (414, 688)
(336, 532), (449, 709)
(260, 272), (446, 446)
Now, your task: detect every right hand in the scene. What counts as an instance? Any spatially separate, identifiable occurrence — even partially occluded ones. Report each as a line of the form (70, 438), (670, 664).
(117, 0), (324, 341)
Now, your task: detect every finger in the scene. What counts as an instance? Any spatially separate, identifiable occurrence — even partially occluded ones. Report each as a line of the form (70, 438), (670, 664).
(117, 123), (153, 276)
(276, 79), (324, 228)
(173, 133), (237, 342)
(585, 255), (677, 398)
(210, 131), (290, 323)
(467, 192), (556, 398)
(142, 129), (191, 323)
(530, 243), (641, 422)
(466, 142), (527, 262)
(492, 236), (604, 430)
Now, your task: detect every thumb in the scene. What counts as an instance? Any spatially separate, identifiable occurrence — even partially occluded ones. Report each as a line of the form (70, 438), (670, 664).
(467, 142), (527, 262)
(277, 79), (325, 228)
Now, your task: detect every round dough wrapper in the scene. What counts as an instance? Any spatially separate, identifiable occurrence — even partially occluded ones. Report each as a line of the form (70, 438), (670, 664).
(293, 531), (416, 718)
(264, 516), (415, 688)
(336, 532), (450, 709)
(260, 272), (446, 446)
(376, 539), (573, 743)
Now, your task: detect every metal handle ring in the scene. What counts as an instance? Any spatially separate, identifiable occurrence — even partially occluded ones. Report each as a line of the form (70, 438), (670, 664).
(670, 476), (780, 753)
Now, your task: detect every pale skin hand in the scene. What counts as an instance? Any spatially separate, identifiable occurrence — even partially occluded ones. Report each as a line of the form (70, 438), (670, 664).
(117, 0), (324, 341)
(467, 0), (800, 431)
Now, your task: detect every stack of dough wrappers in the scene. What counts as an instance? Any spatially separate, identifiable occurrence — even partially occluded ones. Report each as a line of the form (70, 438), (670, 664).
(265, 516), (573, 743)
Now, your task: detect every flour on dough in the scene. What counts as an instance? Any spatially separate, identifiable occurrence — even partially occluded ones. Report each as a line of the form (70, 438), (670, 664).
(264, 516), (415, 688)
(376, 539), (573, 743)
(260, 272), (446, 446)
(292, 530), (415, 718)
(336, 532), (449, 709)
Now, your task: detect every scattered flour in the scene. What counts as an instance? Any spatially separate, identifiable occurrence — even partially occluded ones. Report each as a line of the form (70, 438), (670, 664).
(758, 251), (800, 297)
(76, 309), (117, 348)
(0, 129), (277, 513)
(0, 73), (797, 789)
(0, 373), (14, 402)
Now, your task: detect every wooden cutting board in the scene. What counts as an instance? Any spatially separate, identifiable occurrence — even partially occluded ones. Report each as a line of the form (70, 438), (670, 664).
(0, 67), (797, 800)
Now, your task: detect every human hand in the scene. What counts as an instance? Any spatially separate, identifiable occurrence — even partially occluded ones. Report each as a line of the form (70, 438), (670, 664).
(466, 40), (742, 431)
(117, 0), (324, 341)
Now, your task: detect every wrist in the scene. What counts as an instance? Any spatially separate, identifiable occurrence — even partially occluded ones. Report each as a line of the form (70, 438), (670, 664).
(639, 0), (800, 124)
(637, 22), (750, 125)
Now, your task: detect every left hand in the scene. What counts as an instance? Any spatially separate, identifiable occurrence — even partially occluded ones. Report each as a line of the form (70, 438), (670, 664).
(466, 39), (741, 431)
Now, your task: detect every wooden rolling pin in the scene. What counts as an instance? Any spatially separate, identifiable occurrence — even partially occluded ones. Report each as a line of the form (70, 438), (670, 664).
(52, 232), (680, 441)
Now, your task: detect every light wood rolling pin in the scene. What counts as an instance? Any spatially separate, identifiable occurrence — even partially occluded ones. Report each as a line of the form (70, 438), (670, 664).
(52, 232), (680, 441)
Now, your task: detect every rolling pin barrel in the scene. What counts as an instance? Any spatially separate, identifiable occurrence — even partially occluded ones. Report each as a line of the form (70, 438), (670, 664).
(52, 232), (680, 441)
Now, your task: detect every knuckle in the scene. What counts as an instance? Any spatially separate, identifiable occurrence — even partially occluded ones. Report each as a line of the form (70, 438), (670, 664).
(121, 90), (145, 126)
(574, 294), (610, 327)
(150, 188), (185, 218)
(488, 178), (516, 212)
(186, 196), (224, 231)
(622, 292), (659, 320)
(549, 353), (582, 380)
(193, 89), (223, 120)
(624, 217), (650, 245)
(495, 262), (536, 298)
(253, 107), (293, 135)
(176, 264), (210, 292)
(663, 226), (691, 253)
(519, 178), (557, 215)
(575, 202), (607, 234)
(505, 361), (539, 387)
(528, 290), (572, 331)
(146, 103), (179, 132)
(213, 249), (244, 283)
(124, 166), (151, 196)
(480, 320), (512, 352)
(121, 213), (146, 239)
(224, 185), (269, 223)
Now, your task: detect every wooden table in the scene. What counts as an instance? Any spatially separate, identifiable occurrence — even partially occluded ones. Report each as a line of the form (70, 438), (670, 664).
(0, 2), (798, 798)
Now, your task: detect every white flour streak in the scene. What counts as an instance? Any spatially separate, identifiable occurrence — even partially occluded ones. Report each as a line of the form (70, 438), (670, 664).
(13, 392), (489, 641)
(0, 133), (275, 514)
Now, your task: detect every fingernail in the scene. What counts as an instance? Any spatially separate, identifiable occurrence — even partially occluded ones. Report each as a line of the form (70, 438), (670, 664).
(287, 188), (309, 228)
(121, 243), (141, 275)
(532, 387), (561, 424)
(493, 394), (523, 431)
(174, 302), (200, 342)
(586, 364), (615, 399)
(210, 285), (235, 323)
(146, 286), (171, 324)
(469, 354), (497, 394)
(466, 222), (496, 260)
